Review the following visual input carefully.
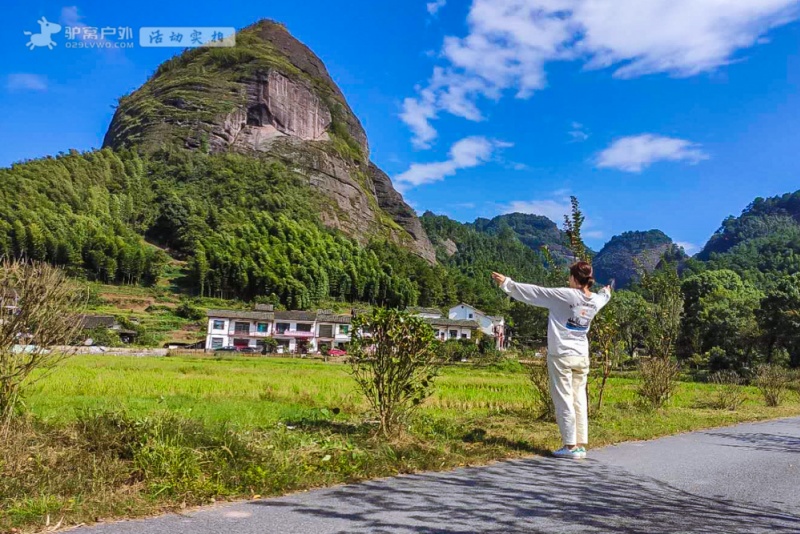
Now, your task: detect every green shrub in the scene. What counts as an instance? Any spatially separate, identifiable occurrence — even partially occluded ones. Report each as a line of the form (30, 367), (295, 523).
(176, 300), (206, 321)
(349, 309), (437, 436)
(755, 364), (791, 407)
(707, 370), (746, 410)
(437, 339), (479, 362)
(528, 363), (554, 420)
(637, 358), (681, 409)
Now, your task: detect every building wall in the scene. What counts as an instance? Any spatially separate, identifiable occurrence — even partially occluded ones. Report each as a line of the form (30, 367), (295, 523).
(434, 326), (473, 341)
(449, 305), (494, 335)
(273, 321), (316, 353)
(206, 317), (273, 350)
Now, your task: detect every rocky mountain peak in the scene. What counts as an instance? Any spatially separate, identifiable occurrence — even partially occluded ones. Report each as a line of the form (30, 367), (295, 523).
(102, 19), (434, 263)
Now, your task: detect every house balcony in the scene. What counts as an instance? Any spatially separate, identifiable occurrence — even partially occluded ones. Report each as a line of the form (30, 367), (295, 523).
(228, 330), (272, 337)
(273, 330), (315, 339)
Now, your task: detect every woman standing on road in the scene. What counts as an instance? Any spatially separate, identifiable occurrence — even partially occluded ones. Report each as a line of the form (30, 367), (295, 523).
(492, 262), (611, 459)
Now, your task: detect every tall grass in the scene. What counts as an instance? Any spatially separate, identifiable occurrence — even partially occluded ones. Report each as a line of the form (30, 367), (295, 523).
(3, 355), (799, 533)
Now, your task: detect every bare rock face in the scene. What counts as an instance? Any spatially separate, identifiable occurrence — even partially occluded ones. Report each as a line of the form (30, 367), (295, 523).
(102, 19), (435, 264)
(367, 163), (436, 264)
(209, 71), (331, 153)
(442, 239), (458, 257)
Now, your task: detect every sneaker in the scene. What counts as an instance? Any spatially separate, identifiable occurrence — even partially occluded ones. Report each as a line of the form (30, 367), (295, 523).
(575, 447), (587, 459)
(552, 446), (584, 459)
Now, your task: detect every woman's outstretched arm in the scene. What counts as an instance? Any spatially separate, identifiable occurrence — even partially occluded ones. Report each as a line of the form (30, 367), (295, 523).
(491, 272), (572, 309)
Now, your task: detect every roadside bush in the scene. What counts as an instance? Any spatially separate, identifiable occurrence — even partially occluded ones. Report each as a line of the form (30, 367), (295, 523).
(528, 363), (554, 420)
(707, 370), (746, 411)
(83, 326), (123, 347)
(637, 358), (680, 409)
(437, 339), (479, 362)
(755, 364), (791, 407)
(348, 309), (438, 436)
(0, 260), (85, 425)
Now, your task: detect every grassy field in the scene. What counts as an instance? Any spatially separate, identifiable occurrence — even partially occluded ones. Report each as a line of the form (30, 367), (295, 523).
(2, 354), (799, 532)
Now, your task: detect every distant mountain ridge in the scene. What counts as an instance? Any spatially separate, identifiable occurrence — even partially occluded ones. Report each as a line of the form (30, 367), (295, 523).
(593, 230), (687, 288)
(698, 191), (800, 260)
(470, 213), (574, 261)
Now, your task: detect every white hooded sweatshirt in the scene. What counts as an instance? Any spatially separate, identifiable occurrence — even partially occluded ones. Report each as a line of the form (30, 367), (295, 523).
(501, 278), (611, 358)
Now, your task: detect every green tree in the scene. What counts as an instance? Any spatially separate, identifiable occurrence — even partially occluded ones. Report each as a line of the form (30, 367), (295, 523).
(758, 273), (800, 367)
(638, 263), (683, 360)
(679, 269), (762, 370)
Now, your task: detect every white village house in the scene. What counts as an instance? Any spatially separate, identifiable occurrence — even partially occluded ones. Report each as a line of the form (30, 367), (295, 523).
(205, 304), (275, 351)
(448, 303), (508, 349)
(205, 302), (502, 353)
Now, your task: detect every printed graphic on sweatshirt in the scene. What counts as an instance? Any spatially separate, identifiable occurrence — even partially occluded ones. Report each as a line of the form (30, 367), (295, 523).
(565, 303), (598, 333)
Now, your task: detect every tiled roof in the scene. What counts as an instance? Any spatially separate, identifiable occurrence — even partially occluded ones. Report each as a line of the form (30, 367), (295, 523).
(316, 313), (352, 324)
(206, 309), (275, 321)
(79, 315), (116, 329)
(274, 310), (317, 322)
(453, 302), (489, 317)
(424, 318), (480, 328)
(407, 306), (443, 316)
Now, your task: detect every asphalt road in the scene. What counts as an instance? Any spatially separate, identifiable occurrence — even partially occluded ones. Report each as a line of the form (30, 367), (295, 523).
(71, 417), (800, 533)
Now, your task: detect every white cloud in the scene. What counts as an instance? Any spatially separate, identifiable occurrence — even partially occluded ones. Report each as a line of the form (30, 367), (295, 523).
(568, 122), (589, 142)
(596, 134), (709, 172)
(504, 198), (571, 224)
(676, 241), (700, 254)
(402, 0), (800, 144)
(394, 136), (509, 191)
(60, 5), (82, 26)
(502, 189), (605, 238)
(7, 74), (47, 91)
(427, 0), (447, 15)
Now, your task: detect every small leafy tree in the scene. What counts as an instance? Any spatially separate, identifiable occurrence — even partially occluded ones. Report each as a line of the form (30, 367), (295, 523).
(0, 259), (85, 426)
(639, 264), (684, 360)
(261, 337), (278, 354)
(563, 196), (590, 263)
(349, 309), (438, 436)
(590, 309), (624, 414)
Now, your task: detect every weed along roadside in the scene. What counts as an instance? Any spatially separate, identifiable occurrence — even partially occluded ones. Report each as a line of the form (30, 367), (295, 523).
(1, 353), (798, 532)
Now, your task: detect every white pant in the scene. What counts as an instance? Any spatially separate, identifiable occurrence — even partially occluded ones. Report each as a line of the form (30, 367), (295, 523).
(547, 354), (589, 446)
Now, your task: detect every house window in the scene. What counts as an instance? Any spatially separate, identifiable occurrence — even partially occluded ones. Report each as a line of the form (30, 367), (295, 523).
(211, 337), (224, 349)
(296, 323), (312, 332)
(339, 325), (350, 335)
(233, 338), (249, 347)
(234, 322), (249, 334)
(276, 323), (290, 334)
(449, 330), (458, 339)
(319, 324), (334, 338)
(462, 333), (468, 339)
(257, 322), (269, 333)
(212, 320), (225, 330)
(468, 313), (473, 319)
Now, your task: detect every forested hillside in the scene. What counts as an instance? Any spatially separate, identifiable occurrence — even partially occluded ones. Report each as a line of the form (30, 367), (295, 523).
(0, 149), (167, 284)
(690, 191), (800, 289)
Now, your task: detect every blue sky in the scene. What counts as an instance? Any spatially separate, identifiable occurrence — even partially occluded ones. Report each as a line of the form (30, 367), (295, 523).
(3, 1), (800, 253)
